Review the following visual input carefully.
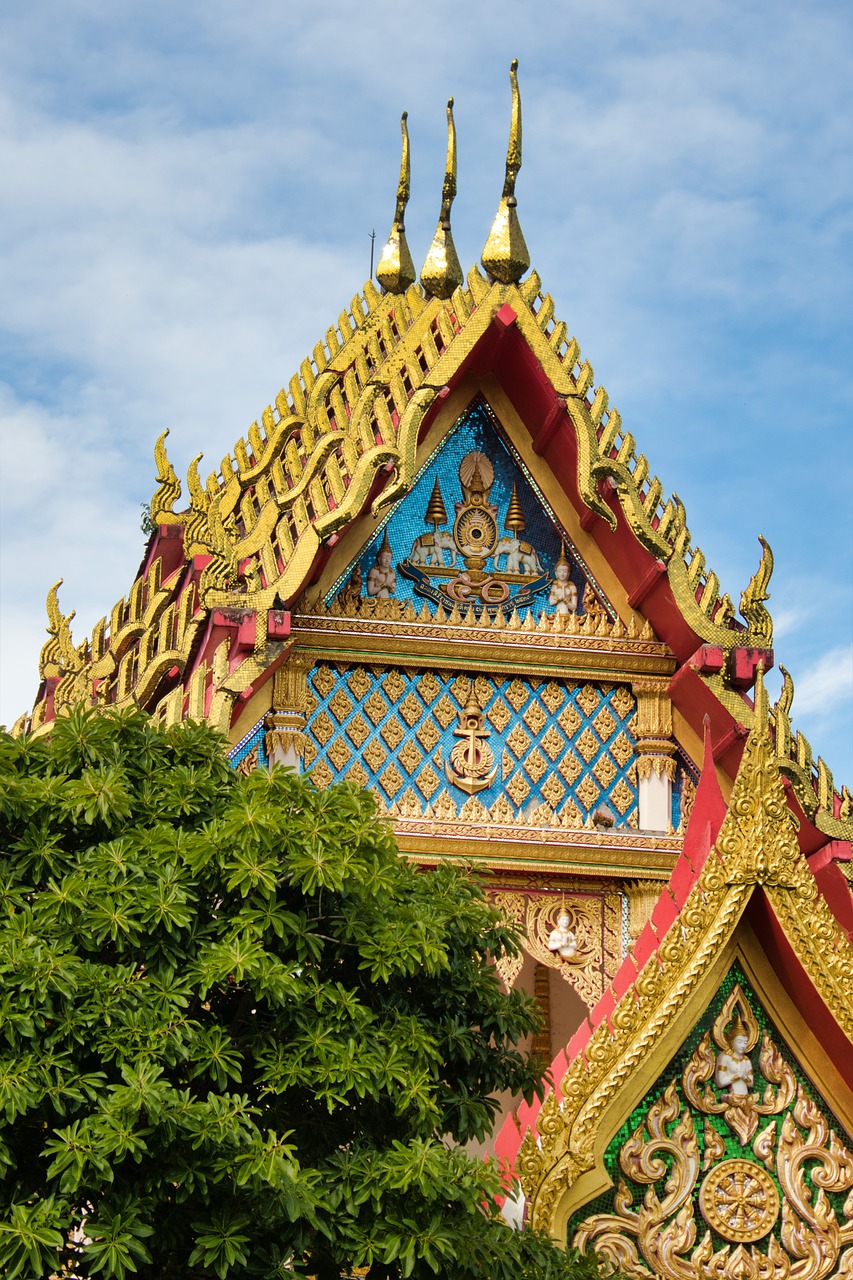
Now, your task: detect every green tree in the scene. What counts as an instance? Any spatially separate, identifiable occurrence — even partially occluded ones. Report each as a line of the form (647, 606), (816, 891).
(0, 708), (599, 1280)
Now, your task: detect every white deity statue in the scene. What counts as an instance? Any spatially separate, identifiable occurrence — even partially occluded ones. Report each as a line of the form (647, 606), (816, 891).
(548, 548), (578, 614)
(366, 533), (397, 599)
(547, 911), (577, 960)
(715, 1017), (754, 1098)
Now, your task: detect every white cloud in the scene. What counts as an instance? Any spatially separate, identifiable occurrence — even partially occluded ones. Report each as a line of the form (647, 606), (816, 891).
(792, 646), (853, 717)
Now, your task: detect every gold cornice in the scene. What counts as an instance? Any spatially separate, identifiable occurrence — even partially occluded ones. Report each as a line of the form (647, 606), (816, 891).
(395, 827), (680, 878)
(519, 681), (853, 1241)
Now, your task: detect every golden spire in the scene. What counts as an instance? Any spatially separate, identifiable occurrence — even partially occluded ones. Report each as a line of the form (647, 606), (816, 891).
(420, 98), (463, 300)
(376, 112), (416, 294)
(425, 478), (448, 529)
(504, 481), (526, 534)
(481, 59), (530, 285)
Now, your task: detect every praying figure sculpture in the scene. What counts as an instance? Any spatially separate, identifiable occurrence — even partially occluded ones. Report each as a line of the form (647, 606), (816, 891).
(547, 911), (577, 960)
(366, 533), (397, 599)
(715, 1016), (754, 1098)
(548, 547), (578, 614)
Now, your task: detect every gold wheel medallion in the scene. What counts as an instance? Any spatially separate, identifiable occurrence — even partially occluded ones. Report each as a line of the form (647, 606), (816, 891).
(699, 1158), (780, 1243)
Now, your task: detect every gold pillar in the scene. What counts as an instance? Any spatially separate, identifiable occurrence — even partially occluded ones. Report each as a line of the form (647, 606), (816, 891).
(265, 656), (309, 768)
(632, 681), (677, 830)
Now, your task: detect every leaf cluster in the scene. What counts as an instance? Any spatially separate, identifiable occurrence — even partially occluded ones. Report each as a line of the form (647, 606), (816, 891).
(0, 708), (604, 1280)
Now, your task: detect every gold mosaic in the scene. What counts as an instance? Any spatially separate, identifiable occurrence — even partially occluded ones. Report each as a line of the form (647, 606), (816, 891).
(576, 683), (600, 717)
(539, 726), (567, 762)
(311, 665), (336, 698)
(524, 748), (548, 784)
(397, 740), (422, 776)
(416, 764), (441, 800)
(379, 763), (404, 798)
(505, 679), (529, 713)
(382, 669), (407, 702)
(380, 716), (405, 751)
(540, 773), (566, 808)
(575, 774), (601, 810)
(506, 724), (532, 759)
(345, 714), (370, 748)
(540, 681), (565, 715)
(399, 691), (424, 727)
(328, 688), (353, 724)
(522, 700), (548, 735)
(433, 694), (458, 730)
(487, 697), (512, 732)
(415, 718), (440, 752)
(593, 706), (617, 742)
(505, 772), (531, 806)
(417, 672), (441, 704)
(575, 727), (601, 764)
(558, 704), (582, 738)
(347, 667), (372, 700)
(312, 711), (335, 746)
(610, 685), (635, 720)
(362, 739), (387, 773)
(327, 738), (352, 771)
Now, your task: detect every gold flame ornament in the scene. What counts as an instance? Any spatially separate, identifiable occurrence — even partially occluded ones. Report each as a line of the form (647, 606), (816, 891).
(481, 60), (530, 284)
(420, 98), (463, 300)
(376, 113), (416, 294)
(445, 693), (498, 794)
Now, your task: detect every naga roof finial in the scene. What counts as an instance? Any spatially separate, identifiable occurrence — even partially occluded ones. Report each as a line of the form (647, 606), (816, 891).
(739, 534), (774, 647)
(481, 59), (530, 285)
(376, 112), (416, 294)
(149, 429), (183, 526)
(420, 98), (463, 300)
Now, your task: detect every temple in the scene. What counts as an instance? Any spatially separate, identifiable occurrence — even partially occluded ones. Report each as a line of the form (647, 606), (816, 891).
(19, 62), (853, 1277)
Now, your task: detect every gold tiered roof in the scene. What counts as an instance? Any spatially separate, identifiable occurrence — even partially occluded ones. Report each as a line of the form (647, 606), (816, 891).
(23, 64), (850, 846)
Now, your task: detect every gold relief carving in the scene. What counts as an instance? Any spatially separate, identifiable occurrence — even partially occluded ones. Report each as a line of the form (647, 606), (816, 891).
(236, 745), (259, 776)
(415, 764), (441, 800)
(699, 1159), (780, 1243)
(610, 686), (635, 720)
(626, 880), (662, 940)
(444, 694), (498, 794)
(301, 739), (318, 767)
(361, 739), (387, 773)
(506, 724), (532, 758)
(382, 669), (407, 702)
(593, 752), (618, 789)
(505, 773), (531, 806)
(523, 896), (614, 1009)
(610, 732), (635, 768)
(347, 667), (373, 700)
(311, 665), (336, 698)
(487, 697), (512, 732)
(417, 671), (441, 704)
(522, 700), (548, 735)
(575, 728), (600, 764)
(489, 794), (516, 824)
(506, 679), (529, 712)
(393, 789), (423, 819)
(272, 657), (309, 714)
(593, 706), (617, 741)
(345, 761), (369, 790)
(633, 681), (673, 739)
(327, 688), (353, 723)
(473, 676), (493, 706)
(381, 715), (406, 750)
(524, 748), (549, 785)
(679, 775), (697, 832)
(311, 711), (335, 746)
(557, 751), (583, 786)
(489, 891), (527, 989)
(413, 718), (439, 752)
(540, 725), (567, 761)
(451, 674), (472, 706)
(344, 714), (370, 749)
(433, 694), (458, 729)
(539, 774), (567, 808)
(378, 763), (404, 798)
(558, 704), (583, 738)
(399, 691), (424, 727)
(703, 1117), (727, 1171)
(502, 749), (514, 780)
(309, 759), (334, 788)
(326, 738), (352, 772)
(540, 682), (566, 715)
(363, 689), (389, 726)
(459, 795), (489, 824)
(571, 768), (596, 808)
(576, 684), (600, 717)
(636, 752), (678, 783)
(431, 792), (458, 821)
(397, 740), (422, 775)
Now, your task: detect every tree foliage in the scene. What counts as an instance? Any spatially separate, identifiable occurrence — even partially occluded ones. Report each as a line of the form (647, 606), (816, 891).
(0, 708), (601, 1280)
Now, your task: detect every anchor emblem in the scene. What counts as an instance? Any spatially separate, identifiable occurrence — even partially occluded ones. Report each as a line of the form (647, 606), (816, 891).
(444, 692), (498, 794)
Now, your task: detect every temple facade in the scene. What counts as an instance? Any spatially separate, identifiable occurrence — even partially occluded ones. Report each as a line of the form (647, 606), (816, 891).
(21, 64), (853, 1279)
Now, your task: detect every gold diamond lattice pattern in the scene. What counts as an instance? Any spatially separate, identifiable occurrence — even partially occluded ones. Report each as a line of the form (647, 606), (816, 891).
(303, 666), (638, 826)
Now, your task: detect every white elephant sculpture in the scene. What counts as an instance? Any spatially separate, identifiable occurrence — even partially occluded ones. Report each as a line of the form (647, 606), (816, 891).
(408, 529), (457, 568)
(493, 536), (542, 575)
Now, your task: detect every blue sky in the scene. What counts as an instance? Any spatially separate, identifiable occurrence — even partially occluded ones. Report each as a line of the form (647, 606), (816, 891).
(1, 0), (851, 785)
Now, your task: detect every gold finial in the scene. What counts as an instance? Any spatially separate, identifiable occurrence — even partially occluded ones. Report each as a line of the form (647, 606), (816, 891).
(481, 59), (530, 284)
(425, 478), (448, 529)
(376, 112), (416, 294)
(739, 534), (774, 647)
(504, 481), (526, 534)
(420, 98), (463, 300)
(150, 429), (182, 526)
